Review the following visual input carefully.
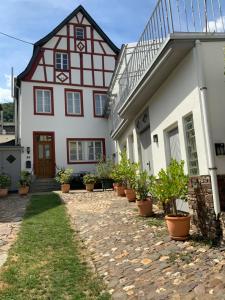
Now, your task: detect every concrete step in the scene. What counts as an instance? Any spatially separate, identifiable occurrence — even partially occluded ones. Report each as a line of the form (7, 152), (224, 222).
(30, 178), (60, 193)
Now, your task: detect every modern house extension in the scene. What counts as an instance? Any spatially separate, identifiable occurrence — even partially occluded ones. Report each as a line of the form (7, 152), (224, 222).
(15, 5), (119, 179)
(109, 0), (225, 239)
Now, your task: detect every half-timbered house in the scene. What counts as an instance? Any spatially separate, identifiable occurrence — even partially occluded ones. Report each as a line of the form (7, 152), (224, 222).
(15, 5), (119, 179)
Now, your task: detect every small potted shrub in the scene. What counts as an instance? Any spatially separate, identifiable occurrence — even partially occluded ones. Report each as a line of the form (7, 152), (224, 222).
(18, 171), (31, 196)
(0, 174), (11, 197)
(83, 174), (97, 192)
(124, 161), (139, 202)
(134, 170), (153, 216)
(111, 151), (129, 197)
(150, 160), (190, 241)
(55, 168), (74, 193)
(96, 159), (114, 190)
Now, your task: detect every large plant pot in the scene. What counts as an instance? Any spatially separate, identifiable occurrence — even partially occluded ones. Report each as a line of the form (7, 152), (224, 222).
(101, 179), (113, 190)
(19, 186), (29, 196)
(117, 185), (126, 197)
(137, 198), (153, 217)
(165, 214), (191, 241)
(86, 183), (94, 192)
(61, 184), (70, 193)
(0, 188), (8, 198)
(125, 188), (136, 202)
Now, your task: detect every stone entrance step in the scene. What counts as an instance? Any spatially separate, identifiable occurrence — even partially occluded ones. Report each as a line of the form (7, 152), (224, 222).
(30, 178), (60, 193)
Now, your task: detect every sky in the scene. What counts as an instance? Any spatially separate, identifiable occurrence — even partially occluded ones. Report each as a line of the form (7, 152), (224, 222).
(0, 0), (157, 103)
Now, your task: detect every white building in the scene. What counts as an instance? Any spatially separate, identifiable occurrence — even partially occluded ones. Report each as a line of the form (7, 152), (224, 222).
(108, 0), (225, 238)
(15, 5), (119, 178)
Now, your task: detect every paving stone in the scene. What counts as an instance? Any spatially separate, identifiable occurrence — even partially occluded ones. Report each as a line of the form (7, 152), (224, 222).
(62, 191), (225, 299)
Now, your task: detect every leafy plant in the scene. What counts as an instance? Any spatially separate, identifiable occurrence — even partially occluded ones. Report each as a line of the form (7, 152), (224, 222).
(96, 159), (114, 179)
(111, 151), (139, 187)
(19, 171), (31, 187)
(134, 170), (151, 200)
(55, 168), (74, 184)
(149, 160), (189, 215)
(0, 174), (11, 188)
(83, 174), (97, 184)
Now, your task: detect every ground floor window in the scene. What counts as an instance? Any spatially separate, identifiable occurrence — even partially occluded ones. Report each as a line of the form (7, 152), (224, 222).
(67, 138), (105, 163)
(184, 114), (199, 176)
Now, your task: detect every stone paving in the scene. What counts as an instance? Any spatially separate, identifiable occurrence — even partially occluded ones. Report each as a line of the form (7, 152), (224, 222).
(0, 194), (28, 268)
(62, 191), (225, 300)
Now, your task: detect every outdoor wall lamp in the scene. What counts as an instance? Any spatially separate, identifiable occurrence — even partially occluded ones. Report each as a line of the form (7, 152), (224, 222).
(26, 147), (30, 154)
(153, 134), (158, 143)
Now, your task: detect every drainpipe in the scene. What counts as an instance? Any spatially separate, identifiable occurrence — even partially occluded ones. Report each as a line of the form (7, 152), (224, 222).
(195, 40), (220, 217)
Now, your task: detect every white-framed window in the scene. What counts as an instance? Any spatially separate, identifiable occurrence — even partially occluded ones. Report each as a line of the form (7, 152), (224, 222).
(34, 87), (53, 115)
(67, 139), (105, 163)
(55, 52), (68, 70)
(184, 114), (199, 176)
(75, 27), (85, 39)
(93, 93), (107, 117)
(65, 90), (83, 116)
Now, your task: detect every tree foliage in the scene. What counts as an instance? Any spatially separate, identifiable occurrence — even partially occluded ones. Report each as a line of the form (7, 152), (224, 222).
(1, 102), (14, 122)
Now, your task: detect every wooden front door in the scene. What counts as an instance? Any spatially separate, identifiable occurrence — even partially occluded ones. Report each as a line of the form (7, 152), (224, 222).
(33, 132), (55, 178)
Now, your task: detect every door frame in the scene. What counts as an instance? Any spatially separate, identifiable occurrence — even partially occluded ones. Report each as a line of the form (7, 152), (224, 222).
(33, 131), (56, 178)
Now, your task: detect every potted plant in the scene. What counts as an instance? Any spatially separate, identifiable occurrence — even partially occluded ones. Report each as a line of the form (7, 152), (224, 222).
(124, 161), (139, 202)
(96, 159), (114, 190)
(83, 174), (97, 192)
(18, 171), (31, 196)
(55, 168), (74, 193)
(134, 170), (153, 216)
(150, 159), (190, 241)
(0, 174), (11, 197)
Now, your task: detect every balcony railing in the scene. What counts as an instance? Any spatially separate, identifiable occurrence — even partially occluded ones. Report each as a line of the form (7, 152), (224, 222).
(114, 0), (225, 124)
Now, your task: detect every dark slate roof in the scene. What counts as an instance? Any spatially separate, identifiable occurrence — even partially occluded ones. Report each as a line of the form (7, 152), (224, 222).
(17, 5), (120, 83)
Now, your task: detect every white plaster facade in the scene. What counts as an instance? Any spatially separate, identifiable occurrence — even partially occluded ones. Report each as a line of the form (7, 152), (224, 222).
(110, 39), (225, 178)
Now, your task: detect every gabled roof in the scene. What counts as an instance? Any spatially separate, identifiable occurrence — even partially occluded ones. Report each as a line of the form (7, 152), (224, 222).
(17, 5), (120, 83)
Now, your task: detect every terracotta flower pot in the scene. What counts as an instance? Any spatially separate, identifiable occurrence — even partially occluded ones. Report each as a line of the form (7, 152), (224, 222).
(137, 198), (153, 217)
(165, 214), (191, 241)
(113, 183), (117, 191)
(86, 183), (94, 192)
(19, 186), (29, 196)
(117, 185), (126, 197)
(0, 188), (8, 198)
(61, 184), (70, 193)
(125, 188), (136, 202)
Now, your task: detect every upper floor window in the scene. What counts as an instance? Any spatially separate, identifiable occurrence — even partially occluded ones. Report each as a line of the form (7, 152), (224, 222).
(55, 53), (68, 70)
(65, 89), (83, 116)
(34, 87), (54, 115)
(93, 92), (107, 117)
(75, 27), (85, 40)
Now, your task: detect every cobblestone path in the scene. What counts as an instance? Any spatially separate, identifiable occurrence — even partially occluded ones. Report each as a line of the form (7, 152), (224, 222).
(0, 194), (28, 268)
(63, 191), (225, 300)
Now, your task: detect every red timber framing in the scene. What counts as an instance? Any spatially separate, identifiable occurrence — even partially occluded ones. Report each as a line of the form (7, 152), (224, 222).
(66, 138), (106, 164)
(18, 6), (119, 89)
(64, 88), (84, 117)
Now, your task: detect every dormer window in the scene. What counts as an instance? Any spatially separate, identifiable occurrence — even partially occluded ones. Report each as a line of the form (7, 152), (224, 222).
(55, 53), (68, 70)
(75, 27), (85, 40)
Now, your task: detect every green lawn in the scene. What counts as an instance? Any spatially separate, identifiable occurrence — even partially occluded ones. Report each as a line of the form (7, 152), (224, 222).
(0, 194), (109, 300)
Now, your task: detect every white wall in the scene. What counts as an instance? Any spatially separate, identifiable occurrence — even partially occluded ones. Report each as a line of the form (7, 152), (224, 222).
(201, 41), (225, 175)
(19, 82), (111, 174)
(116, 47), (209, 176)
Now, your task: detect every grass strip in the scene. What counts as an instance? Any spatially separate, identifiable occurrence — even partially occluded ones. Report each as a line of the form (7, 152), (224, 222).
(0, 193), (109, 300)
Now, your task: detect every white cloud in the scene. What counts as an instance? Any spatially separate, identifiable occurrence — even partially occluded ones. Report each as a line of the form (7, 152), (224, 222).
(207, 16), (225, 33)
(4, 74), (11, 88)
(0, 87), (12, 103)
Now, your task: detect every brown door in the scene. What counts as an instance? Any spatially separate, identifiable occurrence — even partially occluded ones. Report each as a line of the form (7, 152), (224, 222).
(33, 132), (55, 178)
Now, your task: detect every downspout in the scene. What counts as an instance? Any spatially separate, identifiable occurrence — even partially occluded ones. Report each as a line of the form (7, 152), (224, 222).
(195, 40), (221, 217)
